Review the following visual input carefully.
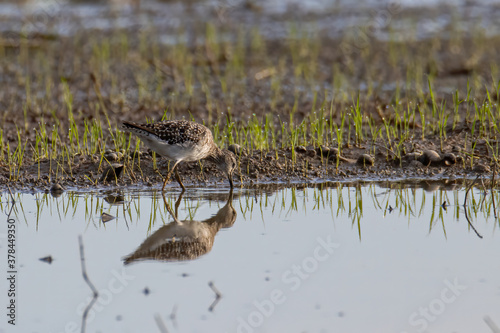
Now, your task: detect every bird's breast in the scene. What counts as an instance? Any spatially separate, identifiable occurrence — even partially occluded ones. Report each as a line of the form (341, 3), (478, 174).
(141, 137), (212, 162)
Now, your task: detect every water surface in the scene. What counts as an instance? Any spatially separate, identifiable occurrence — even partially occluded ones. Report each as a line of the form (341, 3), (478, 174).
(1, 0), (500, 40)
(0, 182), (499, 333)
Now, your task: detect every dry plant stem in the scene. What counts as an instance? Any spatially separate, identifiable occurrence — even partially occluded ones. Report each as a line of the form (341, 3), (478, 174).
(492, 164), (497, 219)
(154, 314), (169, 333)
(79, 235), (99, 333)
(463, 176), (483, 239)
(483, 315), (500, 333)
(480, 177), (488, 208)
(5, 186), (16, 221)
(169, 304), (178, 329)
(7, 186), (15, 203)
(208, 281), (222, 312)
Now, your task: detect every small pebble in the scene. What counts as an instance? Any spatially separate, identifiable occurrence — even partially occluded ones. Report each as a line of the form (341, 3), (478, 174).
(101, 212), (115, 223)
(50, 183), (64, 192)
(50, 183), (65, 197)
(473, 164), (491, 173)
(228, 144), (244, 156)
(418, 150), (441, 166)
(316, 145), (331, 158)
(357, 154), (374, 166)
(442, 153), (456, 166)
(104, 151), (118, 162)
(306, 148), (316, 157)
(129, 151), (142, 159)
(295, 146), (307, 153)
(328, 148), (340, 161)
(104, 193), (125, 205)
(99, 164), (124, 183)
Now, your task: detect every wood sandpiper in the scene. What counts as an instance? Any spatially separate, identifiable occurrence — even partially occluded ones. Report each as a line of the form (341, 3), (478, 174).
(122, 120), (237, 190)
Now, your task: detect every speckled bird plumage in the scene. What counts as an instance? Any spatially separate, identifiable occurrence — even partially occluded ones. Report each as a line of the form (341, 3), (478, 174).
(130, 120), (209, 146)
(121, 120), (236, 189)
(122, 120), (215, 162)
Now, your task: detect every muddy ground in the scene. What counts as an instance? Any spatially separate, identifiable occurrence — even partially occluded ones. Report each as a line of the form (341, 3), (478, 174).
(12, 126), (496, 193)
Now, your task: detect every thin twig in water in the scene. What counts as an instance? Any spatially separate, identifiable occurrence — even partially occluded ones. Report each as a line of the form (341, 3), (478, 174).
(79, 235), (99, 333)
(121, 202), (131, 231)
(5, 186), (16, 218)
(479, 177), (488, 208)
(492, 164), (497, 219)
(170, 304), (178, 329)
(7, 185), (15, 203)
(154, 314), (169, 333)
(208, 281), (222, 312)
(484, 315), (500, 333)
(463, 176), (483, 239)
(209, 281), (222, 298)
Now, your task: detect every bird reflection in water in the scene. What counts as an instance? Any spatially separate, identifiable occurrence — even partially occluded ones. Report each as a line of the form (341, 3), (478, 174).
(123, 190), (236, 264)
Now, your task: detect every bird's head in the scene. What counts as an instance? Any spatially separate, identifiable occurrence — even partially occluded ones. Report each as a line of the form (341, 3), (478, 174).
(219, 149), (237, 188)
(207, 149), (238, 188)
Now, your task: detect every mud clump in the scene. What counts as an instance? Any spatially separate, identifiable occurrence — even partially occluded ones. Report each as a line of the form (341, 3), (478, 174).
(356, 154), (375, 167)
(99, 164), (124, 183)
(228, 144), (246, 156)
(49, 183), (65, 197)
(417, 150), (456, 167)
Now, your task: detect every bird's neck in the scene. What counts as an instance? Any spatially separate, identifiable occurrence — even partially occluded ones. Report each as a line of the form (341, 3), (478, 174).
(206, 146), (224, 163)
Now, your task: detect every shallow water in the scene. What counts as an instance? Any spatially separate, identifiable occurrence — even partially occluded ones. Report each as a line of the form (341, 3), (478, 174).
(0, 182), (499, 333)
(1, 0), (500, 40)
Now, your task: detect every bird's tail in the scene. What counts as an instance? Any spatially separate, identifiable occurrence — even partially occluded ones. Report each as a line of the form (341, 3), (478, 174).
(121, 121), (141, 132)
(121, 121), (158, 139)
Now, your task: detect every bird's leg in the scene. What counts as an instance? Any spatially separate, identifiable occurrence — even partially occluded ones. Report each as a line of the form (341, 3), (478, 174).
(161, 191), (181, 224)
(227, 187), (234, 204)
(162, 161), (181, 191)
(175, 168), (186, 191)
(174, 188), (184, 217)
